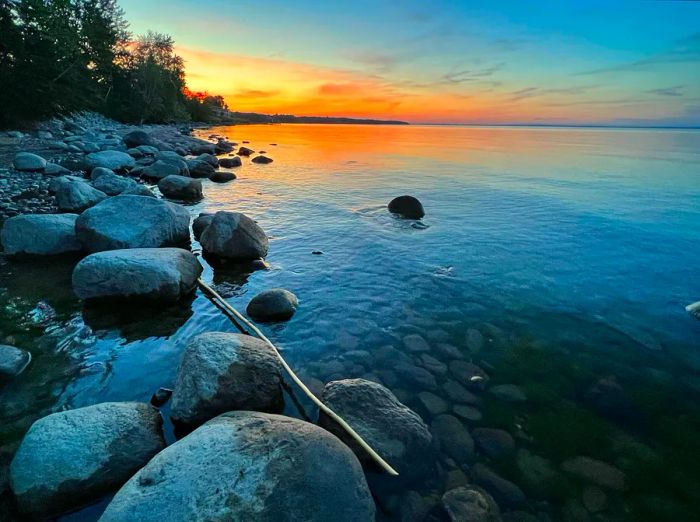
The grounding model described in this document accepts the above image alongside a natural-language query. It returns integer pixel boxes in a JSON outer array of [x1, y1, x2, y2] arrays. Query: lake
[[1, 123, 700, 521]]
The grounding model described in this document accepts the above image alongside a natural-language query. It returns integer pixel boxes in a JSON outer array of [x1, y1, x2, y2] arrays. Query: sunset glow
[[123, 0, 700, 126]]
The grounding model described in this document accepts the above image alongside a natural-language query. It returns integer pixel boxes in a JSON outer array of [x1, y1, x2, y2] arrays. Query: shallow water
[[1, 124, 700, 520]]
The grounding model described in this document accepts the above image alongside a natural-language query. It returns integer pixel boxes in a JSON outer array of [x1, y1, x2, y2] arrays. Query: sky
[[121, 0, 700, 126]]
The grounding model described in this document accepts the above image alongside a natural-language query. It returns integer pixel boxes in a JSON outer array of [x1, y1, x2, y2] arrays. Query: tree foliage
[[0, 0, 225, 127]]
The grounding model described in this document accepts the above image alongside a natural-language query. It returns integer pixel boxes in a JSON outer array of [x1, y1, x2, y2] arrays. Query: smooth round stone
[[442, 486, 501, 522], [472, 463, 526, 508], [99, 412, 375, 522], [1, 214, 82, 256], [561, 456, 628, 491], [200, 211, 269, 260], [209, 170, 236, 183], [403, 334, 430, 353], [246, 288, 298, 322], [55, 180, 107, 212], [186, 159, 215, 178], [90, 167, 116, 181], [0, 344, 31, 379], [251, 155, 273, 164], [453, 404, 482, 422], [123, 130, 155, 148], [158, 175, 202, 201], [489, 384, 527, 402], [13, 152, 46, 172], [472, 428, 516, 459], [388, 195, 425, 219], [219, 156, 242, 168], [417, 391, 448, 416], [431, 414, 474, 464], [142, 160, 181, 181], [92, 172, 137, 196], [85, 150, 136, 171]]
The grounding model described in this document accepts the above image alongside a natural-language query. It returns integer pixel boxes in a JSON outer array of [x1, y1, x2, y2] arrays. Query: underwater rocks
[[9, 402, 164, 518], [319, 378, 433, 480], [246, 288, 298, 322], [488, 384, 527, 403], [561, 456, 628, 491], [472, 428, 516, 459], [99, 412, 375, 522], [158, 175, 203, 201], [200, 211, 269, 261], [441, 486, 501, 522], [72, 248, 202, 302], [76, 195, 190, 252], [1, 213, 82, 256], [388, 195, 425, 219], [431, 414, 475, 465], [170, 332, 282, 428], [0, 345, 31, 379]]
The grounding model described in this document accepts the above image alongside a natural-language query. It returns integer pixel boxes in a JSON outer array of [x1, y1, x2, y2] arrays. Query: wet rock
[[473, 428, 516, 459], [0, 345, 31, 379], [388, 195, 425, 219], [150, 387, 173, 408], [56, 180, 107, 212], [417, 391, 448, 416], [489, 384, 527, 402], [561, 456, 628, 491], [1, 214, 82, 256], [431, 414, 474, 464], [319, 378, 433, 479], [442, 486, 501, 522], [421, 353, 448, 376], [252, 155, 273, 164], [450, 360, 489, 390], [219, 156, 242, 168], [453, 404, 483, 422], [93, 172, 137, 195], [443, 379, 480, 405], [186, 159, 215, 178], [515, 449, 559, 498], [403, 333, 430, 353], [246, 288, 298, 322], [122, 184, 155, 197], [192, 212, 214, 241], [13, 152, 46, 172], [472, 463, 526, 507], [73, 248, 202, 302], [123, 130, 155, 148], [158, 175, 202, 201], [686, 300, 700, 320], [142, 160, 183, 181], [237, 146, 254, 156], [465, 328, 485, 352], [200, 211, 269, 260], [395, 361, 438, 391], [76, 195, 190, 252], [85, 150, 136, 171], [209, 170, 236, 183], [100, 411, 375, 522], [9, 402, 164, 519], [170, 332, 282, 428], [195, 153, 219, 168]]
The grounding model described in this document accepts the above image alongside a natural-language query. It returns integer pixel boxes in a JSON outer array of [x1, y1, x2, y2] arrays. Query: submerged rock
[[56, 180, 107, 212], [200, 211, 269, 261], [319, 378, 433, 479], [13, 152, 46, 172], [170, 332, 282, 428], [100, 411, 375, 522], [472, 428, 516, 459], [76, 195, 190, 252], [0, 344, 31, 379], [246, 288, 298, 322], [9, 402, 164, 518], [561, 456, 628, 491], [1, 214, 82, 256], [472, 463, 526, 508], [489, 384, 527, 402], [442, 486, 501, 522], [686, 300, 700, 320], [158, 175, 202, 201], [431, 414, 474, 464], [388, 195, 425, 219], [73, 248, 201, 302], [209, 170, 236, 183]]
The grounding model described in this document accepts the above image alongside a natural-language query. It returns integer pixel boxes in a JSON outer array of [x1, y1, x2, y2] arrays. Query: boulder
[[99, 411, 375, 522], [170, 332, 282, 427], [85, 150, 136, 171], [186, 159, 216, 178], [472, 428, 515, 459], [90, 166, 116, 180], [246, 288, 298, 322], [158, 175, 202, 201], [73, 248, 201, 302], [209, 170, 236, 183], [388, 195, 425, 219], [252, 155, 273, 164], [195, 153, 218, 167], [192, 213, 214, 241], [1, 214, 82, 256], [55, 180, 107, 212], [43, 162, 70, 175], [219, 156, 242, 168], [48, 175, 85, 193], [442, 486, 501, 522], [200, 211, 269, 260], [9, 402, 165, 518], [561, 456, 628, 491], [189, 142, 216, 155], [123, 130, 155, 148], [141, 160, 181, 181], [318, 378, 433, 479], [237, 146, 254, 156], [12, 152, 46, 172], [76, 196, 190, 252], [472, 464, 526, 507], [431, 414, 474, 464], [122, 184, 156, 197], [93, 172, 137, 196], [0, 345, 31, 379]]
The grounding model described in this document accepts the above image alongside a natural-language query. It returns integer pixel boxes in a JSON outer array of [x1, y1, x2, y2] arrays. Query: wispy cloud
[[440, 62, 505, 85], [646, 85, 685, 97]]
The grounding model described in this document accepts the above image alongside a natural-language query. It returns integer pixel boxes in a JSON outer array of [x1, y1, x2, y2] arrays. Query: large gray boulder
[[200, 211, 269, 260], [73, 248, 202, 302], [92, 172, 137, 196], [142, 160, 184, 181], [10, 402, 165, 519], [219, 156, 242, 168], [1, 214, 82, 256], [170, 332, 282, 427], [56, 180, 107, 212], [319, 378, 433, 479], [186, 158, 215, 178], [247, 288, 298, 322], [158, 175, 202, 201], [85, 150, 136, 171], [76, 195, 190, 252], [0, 344, 31, 379], [123, 130, 155, 148], [100, 412, 375, 522], [13, 152, 46, 171]]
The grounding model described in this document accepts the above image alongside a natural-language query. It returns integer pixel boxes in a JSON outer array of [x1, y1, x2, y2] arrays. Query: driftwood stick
[[196, 277, 399, 476]]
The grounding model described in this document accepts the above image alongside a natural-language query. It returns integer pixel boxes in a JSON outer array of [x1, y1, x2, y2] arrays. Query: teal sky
[[121, 0, 700, 126]]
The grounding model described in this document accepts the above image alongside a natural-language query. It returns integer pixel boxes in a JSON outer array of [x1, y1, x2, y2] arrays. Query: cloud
[[646, 85, 684, 97], [505, 85, 601, 102], [234, 88, 281, 98], [318, 83, 364, 95], [343, 50, 402, 72], [440, 62, 505, 84]]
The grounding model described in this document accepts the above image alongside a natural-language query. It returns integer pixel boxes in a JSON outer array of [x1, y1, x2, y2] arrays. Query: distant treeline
[[0, 0, 226, 128], [223, 112, 409, 125]]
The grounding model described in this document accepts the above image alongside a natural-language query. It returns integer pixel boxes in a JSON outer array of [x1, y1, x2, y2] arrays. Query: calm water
[[1, 124, 699, 521]]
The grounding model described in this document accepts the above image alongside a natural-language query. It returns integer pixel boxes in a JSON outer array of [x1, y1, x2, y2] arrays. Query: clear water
[[1, 124, 699, 521]]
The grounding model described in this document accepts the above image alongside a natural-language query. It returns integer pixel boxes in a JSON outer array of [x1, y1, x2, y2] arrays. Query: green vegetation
[[0, 0, 227, 127]]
